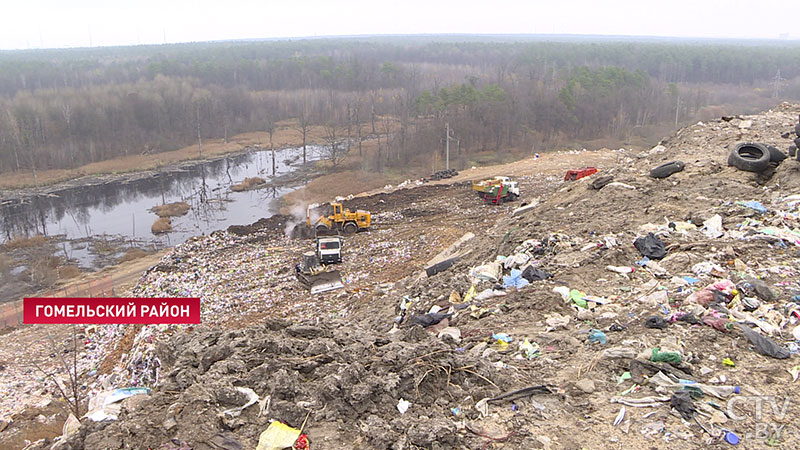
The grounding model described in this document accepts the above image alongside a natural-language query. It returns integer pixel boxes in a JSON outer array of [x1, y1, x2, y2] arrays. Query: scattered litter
[[408, 312, 452, 327], [736, 324, 790, 359], [703, 214, 725, 238], [222, 387, 259, 418], [789, 366, 800, 382], [607, 265, 635, 274], [256, 421, 301, 450], [502, 269, 531, 289], [613, 406, 626, 426], [588, 329, 608, 345], [570, 289, 588, 308], [738, 200, 768, 214], [545, 313, 570, 330], [722, 358, 736, 367], [438, 327, 462, 342], [492, 333, 513, 343], [634, 233, 667, 260], [470, 262, 503, 282], [397, 398, 411, 414], [645, 316, 668, 330]]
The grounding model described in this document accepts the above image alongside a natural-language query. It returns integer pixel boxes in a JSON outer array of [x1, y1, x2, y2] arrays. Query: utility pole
[[445, 122, 450, 170], [674, 96, 680, 127], [445, 122, 456, 170], [773, 69, 784, 99], [196, 106, 203, 158]]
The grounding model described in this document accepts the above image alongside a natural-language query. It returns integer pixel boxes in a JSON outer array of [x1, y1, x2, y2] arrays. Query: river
[[0, 145, 324, 269]]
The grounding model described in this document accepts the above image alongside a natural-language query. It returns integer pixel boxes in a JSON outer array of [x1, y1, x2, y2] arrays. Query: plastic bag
[[521, 266, 552, 282], [256, 422, 301, 450], [634, 233, 666, 259], [736, 324, 790, 359], [470, 262, 502, 282], [503, 269, 530, 289]]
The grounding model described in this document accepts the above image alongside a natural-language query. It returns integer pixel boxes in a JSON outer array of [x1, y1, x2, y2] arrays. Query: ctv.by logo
[[726, 396, 791, 441]]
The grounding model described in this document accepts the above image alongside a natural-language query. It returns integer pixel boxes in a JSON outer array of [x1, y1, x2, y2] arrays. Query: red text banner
[[23, 297, 201, 324]]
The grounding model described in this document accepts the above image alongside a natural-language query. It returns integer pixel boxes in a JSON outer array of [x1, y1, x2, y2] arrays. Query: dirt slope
[[14, 104, 800, 450]]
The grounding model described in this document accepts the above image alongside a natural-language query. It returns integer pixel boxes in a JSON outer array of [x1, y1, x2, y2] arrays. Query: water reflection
[[0, 145, 323, 267]]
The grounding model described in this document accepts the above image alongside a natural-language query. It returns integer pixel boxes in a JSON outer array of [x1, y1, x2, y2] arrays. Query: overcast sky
[[2, 0, 798, 50]]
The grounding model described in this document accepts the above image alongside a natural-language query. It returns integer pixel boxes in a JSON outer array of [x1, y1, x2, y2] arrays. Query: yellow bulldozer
[[307, 202, 371, 235]]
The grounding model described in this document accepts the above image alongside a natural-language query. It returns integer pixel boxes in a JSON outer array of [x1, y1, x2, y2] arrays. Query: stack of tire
[[727, 142, 787, 173], [430, 168, 459, 180]]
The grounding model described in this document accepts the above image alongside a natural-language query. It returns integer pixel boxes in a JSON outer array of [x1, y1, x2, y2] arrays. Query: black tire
[[343, 222, 357, 234], [728, 143, 770, 172], [507, 192, 518, 201], [795, 122, 800, 137], [790, 145, 797, 158], [766, 145, 787, 163], [650, 160, 685, 179], [316, 225, 330, 234], [794, 137, 800, 149]]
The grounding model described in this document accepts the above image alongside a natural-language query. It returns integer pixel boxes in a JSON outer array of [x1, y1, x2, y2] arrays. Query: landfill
[[4, 104, 800, 449]]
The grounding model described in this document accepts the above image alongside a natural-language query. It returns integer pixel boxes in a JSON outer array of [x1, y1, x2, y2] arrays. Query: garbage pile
[[38, 319, 508, 450], [428, 168, 458, 181], [15, 105, 800, 449]]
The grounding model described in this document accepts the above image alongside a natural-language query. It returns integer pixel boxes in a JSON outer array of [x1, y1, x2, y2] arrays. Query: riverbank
[[0, 141, 335, 305], [0, 121, 335, 192]]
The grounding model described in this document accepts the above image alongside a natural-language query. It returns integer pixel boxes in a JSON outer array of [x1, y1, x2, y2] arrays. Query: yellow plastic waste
[[722, 357, 736, 367], [449, 291, 462, 304], [463, 285, 476, 303], [492, 340, 509, 351], [256, 421, 301, 450]]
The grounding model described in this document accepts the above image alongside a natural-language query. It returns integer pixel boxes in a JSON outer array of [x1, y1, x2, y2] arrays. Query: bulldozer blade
[[297, 269, 344, 294]]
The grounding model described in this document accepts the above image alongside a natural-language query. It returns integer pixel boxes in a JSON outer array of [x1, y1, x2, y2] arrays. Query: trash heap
[[44, 319, 506, 450], [19, 105, 800, 449]]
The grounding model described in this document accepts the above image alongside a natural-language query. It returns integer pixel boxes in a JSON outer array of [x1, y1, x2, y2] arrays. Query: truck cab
[[316, 236, 342, 264]]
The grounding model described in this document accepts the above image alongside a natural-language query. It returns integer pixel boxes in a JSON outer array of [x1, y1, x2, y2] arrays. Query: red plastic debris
[[564, 167, 598, 181], [294, 434, 309, 450]]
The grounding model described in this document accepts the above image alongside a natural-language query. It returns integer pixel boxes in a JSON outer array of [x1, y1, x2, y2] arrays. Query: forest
[[3, 36, 800, 177]]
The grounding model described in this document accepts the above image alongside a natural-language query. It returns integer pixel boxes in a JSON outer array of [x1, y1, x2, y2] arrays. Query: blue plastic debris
[[683, 276, 699, 285], [503, 269, 530, 289], [588, 329, 607, 345], [492, 333, 513, 343], [741, 201, 767, 214]]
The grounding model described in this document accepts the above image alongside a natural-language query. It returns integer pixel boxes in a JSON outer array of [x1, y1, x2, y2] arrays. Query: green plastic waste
[[650, 348, 681, 363], [570, 289, 588, 308]]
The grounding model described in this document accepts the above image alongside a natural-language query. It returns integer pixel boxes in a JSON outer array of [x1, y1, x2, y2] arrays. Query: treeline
[[2, 37, 800, 175], [3, 38, 800, 94]]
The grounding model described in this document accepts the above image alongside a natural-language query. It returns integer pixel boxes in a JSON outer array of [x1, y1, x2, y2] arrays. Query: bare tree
[[32, 326, 85, 418], [2, 109, 21, 172], [266, 118, 276, 175], [369, 89, 378, 134], [322, 122, 349, 171], [61, 102, 76, 168], [293, 112, 311, 164], [195, 105, 203, 158], [354, 103, 362, 157], [381, 115, 394, 163]]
